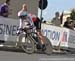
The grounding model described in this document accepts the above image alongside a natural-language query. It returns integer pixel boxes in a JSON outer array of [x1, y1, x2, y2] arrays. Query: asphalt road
[[0, 46, 75, 61]]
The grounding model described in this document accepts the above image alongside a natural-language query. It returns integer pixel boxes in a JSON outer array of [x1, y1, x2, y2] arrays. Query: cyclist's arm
[[27, 16, 34, 26]]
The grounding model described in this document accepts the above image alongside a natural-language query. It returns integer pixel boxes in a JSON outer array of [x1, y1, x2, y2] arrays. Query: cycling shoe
[[42, 44, 46, 51]]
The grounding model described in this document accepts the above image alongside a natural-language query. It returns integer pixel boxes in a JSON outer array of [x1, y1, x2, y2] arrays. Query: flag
[[60, 11, 64, 24]]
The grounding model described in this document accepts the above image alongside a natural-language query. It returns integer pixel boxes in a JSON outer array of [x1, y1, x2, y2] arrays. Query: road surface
[[0, 46, 75, 61]]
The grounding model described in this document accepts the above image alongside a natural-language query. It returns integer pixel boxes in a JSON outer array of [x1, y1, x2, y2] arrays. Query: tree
[[70, 9, 75, 20]]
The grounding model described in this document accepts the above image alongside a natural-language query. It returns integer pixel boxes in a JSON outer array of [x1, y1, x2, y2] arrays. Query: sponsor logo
[[61, 32, 67, 42], [0, 24, 19, 36], [42, 29, 60, 41]]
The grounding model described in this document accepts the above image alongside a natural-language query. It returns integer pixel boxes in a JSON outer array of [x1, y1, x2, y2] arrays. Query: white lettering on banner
[[42, 29, 60, 41], [0, 24, 19, 36]]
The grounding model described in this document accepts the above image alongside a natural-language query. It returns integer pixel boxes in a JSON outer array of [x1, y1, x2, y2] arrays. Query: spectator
[[63, 17, 74, 30], [51, 12, 61, 26], [0, 0, 11, 17]]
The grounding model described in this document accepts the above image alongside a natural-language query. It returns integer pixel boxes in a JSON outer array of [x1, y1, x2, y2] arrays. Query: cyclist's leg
[[34, 20, 46, 50], [17, 19, 23, 35], [16, 19, 23, 46], [36, 29, 46, 50], [37, 29, 45, 45]]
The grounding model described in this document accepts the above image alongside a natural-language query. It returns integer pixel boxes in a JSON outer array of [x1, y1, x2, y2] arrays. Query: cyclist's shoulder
[[28, 13, 38, 21]]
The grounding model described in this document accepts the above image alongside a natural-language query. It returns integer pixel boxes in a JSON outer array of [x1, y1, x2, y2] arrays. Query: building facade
[[0, 0, 38, 19], [62, 10, 71, 24]]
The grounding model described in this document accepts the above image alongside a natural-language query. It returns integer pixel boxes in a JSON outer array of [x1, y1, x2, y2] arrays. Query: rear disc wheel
[[44, 36, 53, 55]]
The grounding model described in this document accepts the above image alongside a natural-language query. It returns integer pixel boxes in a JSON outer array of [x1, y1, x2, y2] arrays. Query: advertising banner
[[0, 17, 75, 48], [41, 24, 62, 46], [0, 17, 19, 42], [42, 24, 75, 48], [68, 29, 75, 48]]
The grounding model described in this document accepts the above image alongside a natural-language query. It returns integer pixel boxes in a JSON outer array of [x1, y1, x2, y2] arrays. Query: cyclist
[[17, 4, 46, 50], [16, 4, 34, 46], [17, 4, 33, 33], [28, 13, 46, 50]]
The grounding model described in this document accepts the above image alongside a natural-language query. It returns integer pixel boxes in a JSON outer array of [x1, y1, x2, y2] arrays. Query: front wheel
[[19, 34, 35, 54]]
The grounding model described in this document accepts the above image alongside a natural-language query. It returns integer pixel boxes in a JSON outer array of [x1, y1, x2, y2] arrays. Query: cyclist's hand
[[29, 25, 33, 29]]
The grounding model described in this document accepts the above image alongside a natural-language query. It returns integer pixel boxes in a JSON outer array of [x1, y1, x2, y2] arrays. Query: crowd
[[51, 11, 75, 30]]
